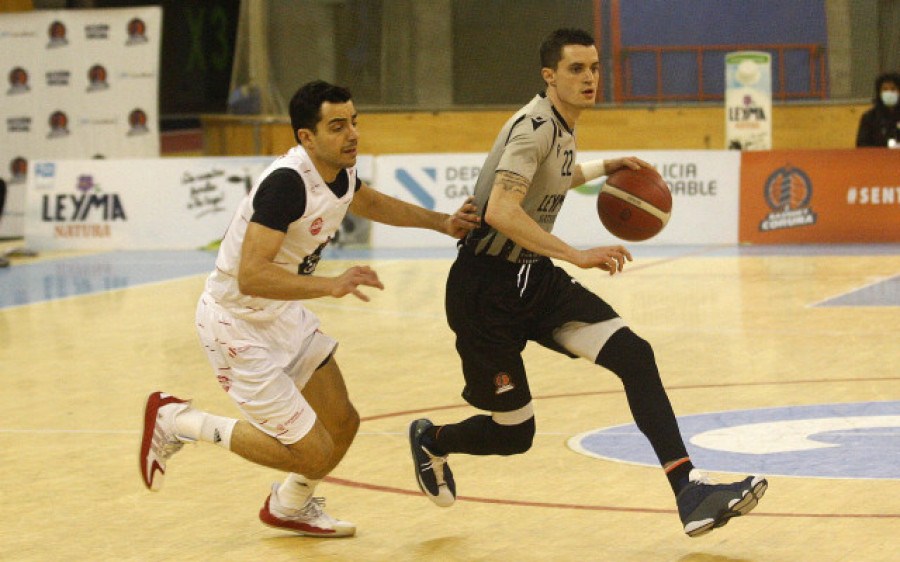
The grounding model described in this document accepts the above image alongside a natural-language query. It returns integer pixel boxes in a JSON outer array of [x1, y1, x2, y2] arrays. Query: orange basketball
[[597, 167, 672, 241]]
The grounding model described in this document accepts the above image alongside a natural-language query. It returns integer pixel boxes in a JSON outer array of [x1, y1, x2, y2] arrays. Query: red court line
[[360, 375, 900, 422], [341, 374, 900, 519], [323, 476, 899, 520]]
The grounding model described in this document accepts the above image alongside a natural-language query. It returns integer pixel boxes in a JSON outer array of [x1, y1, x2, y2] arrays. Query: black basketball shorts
[[445, 248, 619, 412]]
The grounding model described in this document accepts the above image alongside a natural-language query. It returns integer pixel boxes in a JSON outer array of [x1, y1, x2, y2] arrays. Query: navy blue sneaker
[[677, 470, 767, 537], [408, 419, 456, 507]]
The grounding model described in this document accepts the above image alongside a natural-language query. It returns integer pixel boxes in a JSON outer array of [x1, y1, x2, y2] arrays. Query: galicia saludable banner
[[739, 149, 900, 244], [569, 150, 740, 246], [371, 151, 740, 248], [0, 7, 161, 238], [725, 51, 772, 151]]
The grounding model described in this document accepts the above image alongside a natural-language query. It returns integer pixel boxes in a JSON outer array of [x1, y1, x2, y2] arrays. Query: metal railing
[[616, 44, 827, 103]]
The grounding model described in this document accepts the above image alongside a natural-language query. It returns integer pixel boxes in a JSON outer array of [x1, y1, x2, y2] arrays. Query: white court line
[[806, 271, 900, 308]]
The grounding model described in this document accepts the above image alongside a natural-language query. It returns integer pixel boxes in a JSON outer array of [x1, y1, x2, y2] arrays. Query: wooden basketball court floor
[[1, 240, 898, 561]]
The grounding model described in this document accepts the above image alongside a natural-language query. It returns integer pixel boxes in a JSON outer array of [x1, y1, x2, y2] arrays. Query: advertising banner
[[725, 51, 772, 150], [739, 149, 900, 243], [25, 157, 270, 250], [370, 151, 740, 248], [1, 7, 161, 238], [23, 154, 374, 251], [568, 151, 740, 246], [371, 153, 486, 249]]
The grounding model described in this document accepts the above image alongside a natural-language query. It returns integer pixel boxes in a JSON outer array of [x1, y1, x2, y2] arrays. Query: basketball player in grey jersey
[[467, 94, 578, 263], [408, 28, 767, 538]]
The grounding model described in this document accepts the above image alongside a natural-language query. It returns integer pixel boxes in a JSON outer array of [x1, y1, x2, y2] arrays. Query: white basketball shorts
[[195, 292, 338, 445]]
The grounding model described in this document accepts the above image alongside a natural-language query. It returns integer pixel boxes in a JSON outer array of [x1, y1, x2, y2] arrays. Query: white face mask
[[881, 90, 899, 107]]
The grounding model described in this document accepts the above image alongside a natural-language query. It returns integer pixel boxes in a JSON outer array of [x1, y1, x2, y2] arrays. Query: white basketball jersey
[[204, 145, 356, 319]]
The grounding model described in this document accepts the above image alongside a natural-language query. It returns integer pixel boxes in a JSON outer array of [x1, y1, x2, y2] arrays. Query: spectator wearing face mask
[[856, 72, 900, 147]]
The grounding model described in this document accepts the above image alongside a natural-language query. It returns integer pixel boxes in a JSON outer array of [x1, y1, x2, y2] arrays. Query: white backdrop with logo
[[0, 7, 161, 238], [566, 150, 740, 245], [24, 155, 375, 251], [22, 151, 733, 251], [26, 157, 269, 250], [372, 151, 740, 248], [371, 153, 486, 249]]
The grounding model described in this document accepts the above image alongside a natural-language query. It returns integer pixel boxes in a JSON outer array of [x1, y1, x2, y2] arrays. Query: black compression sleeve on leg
[[431, 415, 535, 456], [596, 328, 690, 466]]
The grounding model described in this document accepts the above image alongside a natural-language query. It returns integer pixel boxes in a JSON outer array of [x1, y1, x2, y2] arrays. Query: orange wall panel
[[740, 149, 900, 244]]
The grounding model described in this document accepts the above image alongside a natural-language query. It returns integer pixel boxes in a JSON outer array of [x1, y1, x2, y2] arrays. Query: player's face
[[547, 44, 600, 110], [301, 100, 359, 181]]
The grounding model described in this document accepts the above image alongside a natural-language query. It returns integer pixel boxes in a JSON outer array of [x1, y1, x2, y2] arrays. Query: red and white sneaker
[[259, 483, 356, 537], [139, 391, 192, 491]]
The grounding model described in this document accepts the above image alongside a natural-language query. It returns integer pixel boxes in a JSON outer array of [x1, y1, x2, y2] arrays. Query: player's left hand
[[604, 157, 653, 175], [444, 196, 481, 238]]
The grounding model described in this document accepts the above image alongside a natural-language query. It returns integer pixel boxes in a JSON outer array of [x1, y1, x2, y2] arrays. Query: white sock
[[275, 473, 322, 509], [174, 408, 237, 451]]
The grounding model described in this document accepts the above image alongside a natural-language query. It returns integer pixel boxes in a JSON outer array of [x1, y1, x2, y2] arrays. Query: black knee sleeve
[[595, 327, 656, 382]]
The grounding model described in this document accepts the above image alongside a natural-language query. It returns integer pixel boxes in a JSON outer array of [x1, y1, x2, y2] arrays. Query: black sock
[[422, 425, 447, 456], [665, 457, 695, 495]]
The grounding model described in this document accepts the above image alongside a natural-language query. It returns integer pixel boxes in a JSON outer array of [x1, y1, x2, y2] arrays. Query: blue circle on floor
[[567, 401, 900, 479]]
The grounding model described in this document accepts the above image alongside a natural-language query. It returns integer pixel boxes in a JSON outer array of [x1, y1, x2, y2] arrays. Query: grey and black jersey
[[464, 93, 576, 264]]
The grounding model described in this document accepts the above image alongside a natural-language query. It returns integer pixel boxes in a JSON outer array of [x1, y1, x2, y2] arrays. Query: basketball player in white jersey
[[139, 81, 479, 537], [407, 28, 767, 538]]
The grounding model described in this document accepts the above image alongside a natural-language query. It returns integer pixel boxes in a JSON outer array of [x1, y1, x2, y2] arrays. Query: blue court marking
[[812, 273, 900, 307], [0, 250, 216, 309], [0, 244, 715, 309], [568, 401, 900, 480], [4, 243, 900, 310]]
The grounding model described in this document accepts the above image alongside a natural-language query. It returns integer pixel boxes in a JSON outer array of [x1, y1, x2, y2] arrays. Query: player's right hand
[[331, 265, 384, 301], [575, 245, 632, 275]]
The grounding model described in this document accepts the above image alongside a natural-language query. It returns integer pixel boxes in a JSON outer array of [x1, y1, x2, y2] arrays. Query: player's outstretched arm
[[238, 222, 383, 301], [486, 171, 632, 274], [486, 171, 586, 264], [349, 182, 479, 238]]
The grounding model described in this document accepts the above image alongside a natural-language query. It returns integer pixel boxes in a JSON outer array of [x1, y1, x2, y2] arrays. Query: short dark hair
[[289, 80, 353, 143], [874, 72, 900, 104], [540, 28, 595, 70]]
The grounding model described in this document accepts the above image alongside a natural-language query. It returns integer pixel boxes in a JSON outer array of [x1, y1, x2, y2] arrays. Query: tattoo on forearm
[[496, 171, 530, 196]]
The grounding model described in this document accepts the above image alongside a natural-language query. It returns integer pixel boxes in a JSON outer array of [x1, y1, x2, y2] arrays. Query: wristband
[[580, 159, 606, 182]]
